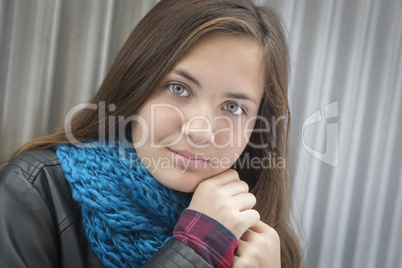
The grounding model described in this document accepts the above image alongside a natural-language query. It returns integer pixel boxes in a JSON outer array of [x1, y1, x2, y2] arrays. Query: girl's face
[[132, 33, 264, 192]]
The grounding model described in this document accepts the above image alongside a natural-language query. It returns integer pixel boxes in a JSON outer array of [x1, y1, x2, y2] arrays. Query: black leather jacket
[[0, 149, 211, 268]]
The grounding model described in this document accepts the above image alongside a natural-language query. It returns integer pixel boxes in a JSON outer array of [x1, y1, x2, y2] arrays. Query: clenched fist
[[188, 169, 260, 239], [233, 221, 281, 268]]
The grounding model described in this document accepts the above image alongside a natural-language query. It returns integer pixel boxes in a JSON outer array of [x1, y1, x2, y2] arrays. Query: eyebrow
[[173, 69, 201, 87], [173, 68, 258, 105], [225, 92, 258, 105]]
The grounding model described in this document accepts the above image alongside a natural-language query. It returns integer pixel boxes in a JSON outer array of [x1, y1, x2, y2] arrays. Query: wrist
[[173, 209, 238, 268]]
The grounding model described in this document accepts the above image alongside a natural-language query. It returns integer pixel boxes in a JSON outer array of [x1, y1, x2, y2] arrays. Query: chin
[[153, 168, 205, 193], [164, 179, 199, 193]]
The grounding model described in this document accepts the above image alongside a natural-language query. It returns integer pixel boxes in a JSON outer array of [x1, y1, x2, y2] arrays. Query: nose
[[182, 113, 214, 146]]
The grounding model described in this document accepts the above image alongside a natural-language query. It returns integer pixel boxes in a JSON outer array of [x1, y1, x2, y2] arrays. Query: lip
[[168, 148, 209, 162], [168, 148, 209, 169]]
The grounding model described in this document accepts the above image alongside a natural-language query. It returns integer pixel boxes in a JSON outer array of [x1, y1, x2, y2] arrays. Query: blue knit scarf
[[55, 141, 190, 267]]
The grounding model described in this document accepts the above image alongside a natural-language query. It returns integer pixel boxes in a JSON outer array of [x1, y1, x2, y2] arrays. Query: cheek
[[154, 110, 185, 149], [152, 107, 184, 134], [131, 105, 151, 145], [133, 105, 184, 145], [211, 120, 250, 170], [243, 118, 257, 142], [213, 117, 256, 149]]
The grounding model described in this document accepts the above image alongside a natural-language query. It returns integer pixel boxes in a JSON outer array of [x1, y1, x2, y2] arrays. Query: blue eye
[[168, 83, 189, 97], [224, 103, 245, 115]]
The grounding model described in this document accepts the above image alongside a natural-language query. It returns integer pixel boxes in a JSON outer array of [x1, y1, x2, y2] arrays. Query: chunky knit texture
[[55, 141, 191, 267]]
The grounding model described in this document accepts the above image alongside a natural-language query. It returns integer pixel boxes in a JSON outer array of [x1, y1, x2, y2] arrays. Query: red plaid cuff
[[173, 209, 238, 268]]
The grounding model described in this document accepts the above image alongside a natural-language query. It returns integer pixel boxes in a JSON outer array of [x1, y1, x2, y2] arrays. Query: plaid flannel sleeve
[[173, 209, 238, 268]]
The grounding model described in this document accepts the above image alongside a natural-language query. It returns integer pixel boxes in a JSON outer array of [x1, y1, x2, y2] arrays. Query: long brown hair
[[10, 0, 303, 266]]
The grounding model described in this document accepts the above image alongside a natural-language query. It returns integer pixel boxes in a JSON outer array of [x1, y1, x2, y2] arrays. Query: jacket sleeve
[[143, 238, 213, 268], [0, 164, 60, 267], [0, 150, 212, 268]]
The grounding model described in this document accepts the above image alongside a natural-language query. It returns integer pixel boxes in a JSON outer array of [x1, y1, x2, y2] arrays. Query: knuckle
[[239, 180, 249, 192], [267, 225, 278, 236], [216, 197, 233, 210], [236, 258, 252, 268], [252, 209, 261, 222], [248, 249, 260, 260], [215, 187, 230, 200], [265, 226, 280, 242], [233, 216, 249, 234], [248, 193, 257, 205], [233, 258, 245, 267], [271, 229, 280, 242], [227, 169, 240, 179], [255, 233, 266, 245]]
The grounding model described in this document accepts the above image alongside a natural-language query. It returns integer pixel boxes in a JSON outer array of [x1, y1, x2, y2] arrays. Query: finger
[[249, 221, 280, 243], [239, 228, 259, 242], [250, 221, 281, 247], [219, 180, 249, 196], [231, 193, 256, 211], [207, 169, 240, 186], [239, 209, 260, 231], [235, 238, 248, 257], [232, 255, 245, 267], [249, 220, 271, 233]]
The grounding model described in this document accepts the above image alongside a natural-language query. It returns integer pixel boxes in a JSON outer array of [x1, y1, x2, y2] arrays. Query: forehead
[[174, 33, 265, 103], [180, 33, 263, 69]]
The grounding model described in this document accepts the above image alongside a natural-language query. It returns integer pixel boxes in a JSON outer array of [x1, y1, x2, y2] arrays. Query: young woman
[[0, 0, 303, 267]]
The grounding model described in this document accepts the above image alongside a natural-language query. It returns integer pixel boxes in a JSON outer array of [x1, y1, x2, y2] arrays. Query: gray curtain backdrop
[[1, 0, 401, 267]]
